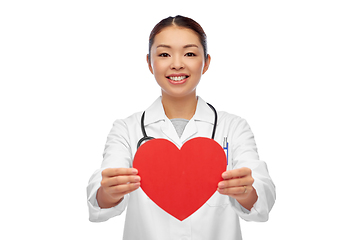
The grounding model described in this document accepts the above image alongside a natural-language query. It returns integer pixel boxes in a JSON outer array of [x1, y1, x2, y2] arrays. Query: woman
[[87, 15, 275, 240]]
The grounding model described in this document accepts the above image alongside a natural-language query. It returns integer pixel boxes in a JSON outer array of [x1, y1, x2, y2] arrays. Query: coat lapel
[[143, 96, 215, 148], [161, 117, 183, 147], [180, 118, 197, 144]]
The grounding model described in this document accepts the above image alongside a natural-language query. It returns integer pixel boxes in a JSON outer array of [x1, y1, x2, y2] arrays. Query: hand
[[217, 168, 256, 203], [97, 168, 141, 208]]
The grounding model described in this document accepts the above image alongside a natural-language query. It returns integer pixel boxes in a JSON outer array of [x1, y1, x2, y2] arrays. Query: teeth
[[169, 76, 187, 81]]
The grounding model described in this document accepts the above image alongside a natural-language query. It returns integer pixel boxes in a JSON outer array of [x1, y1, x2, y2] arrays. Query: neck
[[161, 93, 198, 120]]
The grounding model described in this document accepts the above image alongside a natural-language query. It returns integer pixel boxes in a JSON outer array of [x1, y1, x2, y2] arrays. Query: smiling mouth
[[166, 75, 189, 81]]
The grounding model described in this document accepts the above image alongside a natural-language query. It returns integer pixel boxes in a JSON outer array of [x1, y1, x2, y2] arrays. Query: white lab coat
[[87, 96, 276, 240]]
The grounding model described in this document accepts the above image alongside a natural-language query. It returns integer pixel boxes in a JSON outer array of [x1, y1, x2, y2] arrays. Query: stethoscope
[[137, 103, 218, 149]]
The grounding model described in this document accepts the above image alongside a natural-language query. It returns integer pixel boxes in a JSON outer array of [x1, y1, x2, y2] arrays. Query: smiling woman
[[87, 15, 275, 240]]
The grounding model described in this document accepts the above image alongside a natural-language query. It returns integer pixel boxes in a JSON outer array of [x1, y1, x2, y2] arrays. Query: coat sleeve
[[87, 119, 133, 222], [228, 117, 276, 222]]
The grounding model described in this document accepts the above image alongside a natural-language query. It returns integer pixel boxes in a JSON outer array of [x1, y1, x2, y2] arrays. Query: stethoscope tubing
[[206, 103, 217, 140], [137, 103, 217, 149]]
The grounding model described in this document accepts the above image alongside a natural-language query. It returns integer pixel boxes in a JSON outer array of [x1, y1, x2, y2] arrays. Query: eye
[[185, 52, 196, 57], [159, 53, 170, 57]]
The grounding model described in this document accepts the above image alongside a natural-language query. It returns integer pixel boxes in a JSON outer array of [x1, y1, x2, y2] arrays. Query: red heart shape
[[133, 137, 226, 221]]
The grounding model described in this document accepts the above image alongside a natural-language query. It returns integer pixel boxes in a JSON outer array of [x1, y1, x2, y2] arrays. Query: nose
[[170, 55, 185, 70]]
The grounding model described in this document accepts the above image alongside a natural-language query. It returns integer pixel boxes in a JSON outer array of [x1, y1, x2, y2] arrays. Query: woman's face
[[147, 26, 210, 99]]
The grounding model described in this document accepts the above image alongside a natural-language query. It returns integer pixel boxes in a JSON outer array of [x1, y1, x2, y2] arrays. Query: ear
[[147, 54, 154, 74], [202, 54, 211, 74]]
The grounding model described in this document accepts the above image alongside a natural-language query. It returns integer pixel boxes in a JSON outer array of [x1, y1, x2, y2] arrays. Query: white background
[[1, 0, 359, 239]]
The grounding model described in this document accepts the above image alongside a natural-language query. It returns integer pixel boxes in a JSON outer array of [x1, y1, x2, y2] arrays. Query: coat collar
[[143, 96, 215, 126]]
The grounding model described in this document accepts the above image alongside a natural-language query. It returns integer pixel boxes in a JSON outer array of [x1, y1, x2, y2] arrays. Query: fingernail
[[132, 168, 138, 174]]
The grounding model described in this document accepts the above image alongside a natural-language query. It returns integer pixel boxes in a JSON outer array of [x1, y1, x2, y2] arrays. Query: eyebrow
[[156, 44, 199, 49], [184, 44, 199, 48]]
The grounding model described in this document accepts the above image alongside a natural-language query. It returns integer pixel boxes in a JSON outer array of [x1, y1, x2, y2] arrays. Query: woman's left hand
[[217, 167, 256, 202]]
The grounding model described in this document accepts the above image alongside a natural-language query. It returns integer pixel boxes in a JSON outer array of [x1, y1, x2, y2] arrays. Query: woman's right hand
[[96, 168, 141, 208]]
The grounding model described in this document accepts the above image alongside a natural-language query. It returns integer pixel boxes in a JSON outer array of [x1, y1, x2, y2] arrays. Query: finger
[[218, 178, 242, 189], [108, 182, 141, 196], [102, 168, 138, 178], [218, 186, 248, 195], [120, 183, 141, 195], [103, 175, 141, 188], [222, 168, 252, 180], [218, 176, 254, 189]]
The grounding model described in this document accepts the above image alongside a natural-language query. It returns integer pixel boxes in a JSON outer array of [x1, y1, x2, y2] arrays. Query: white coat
[[87, 96, 276, 240]]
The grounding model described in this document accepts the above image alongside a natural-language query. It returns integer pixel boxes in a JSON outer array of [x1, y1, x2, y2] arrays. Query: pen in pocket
[[223, 137, 228, 165]]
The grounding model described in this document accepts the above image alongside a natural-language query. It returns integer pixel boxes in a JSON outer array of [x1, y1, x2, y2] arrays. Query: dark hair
[[148, 15, 208, 60]]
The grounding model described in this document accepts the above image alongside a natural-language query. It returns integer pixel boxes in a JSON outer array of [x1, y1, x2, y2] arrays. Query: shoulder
[[106, 112, 143, 143], [218, 110, 248, 125], [114, 97, 163, 126], [112, 111, 143, 128], [217, 110, 253, 134]]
